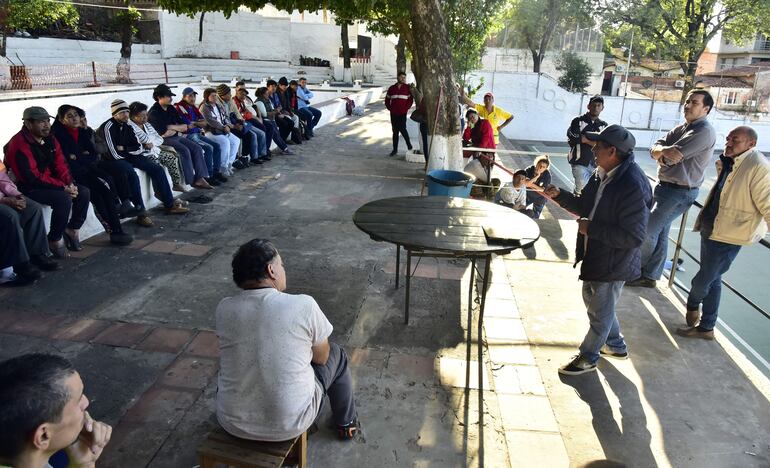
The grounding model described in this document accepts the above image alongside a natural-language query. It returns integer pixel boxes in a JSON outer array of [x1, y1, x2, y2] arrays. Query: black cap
[[584, 124, 636, 154], [278, 77, 289, 86], [589, 95, 604, 104], [153, 84, 176, 100]]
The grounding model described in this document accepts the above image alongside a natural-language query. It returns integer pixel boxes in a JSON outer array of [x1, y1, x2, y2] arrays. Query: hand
[[581, 135, 592, 145], [65, 411, 112, 468], [234, 123, 243, 131], [143, 142, 153, 149], [577, 218, 590, 235], [14, 196, 26, 210], [544, 185, 560, 198], [65, 184, 78, 198], [663, 148, 684, 164], [1, 196, 25, 210], [223, 127, 231, 134], [188, 123, 196, 130]]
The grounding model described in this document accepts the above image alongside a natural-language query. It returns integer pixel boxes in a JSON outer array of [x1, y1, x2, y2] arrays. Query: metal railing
[[0, 61, 168, 91], [661, 181, 770, 321]]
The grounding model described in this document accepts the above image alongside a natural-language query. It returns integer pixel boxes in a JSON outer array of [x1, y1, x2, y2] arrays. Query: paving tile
[[184, 330, 219, 357], [121, 385, 198, 426], [385, 353, 436, 382], [125, 238, 154, 250], [483, 298, 520, 319], [142, 240, 179, 254], [505, 430, 569, 468], [158, 356, 218, 389], [348, 347, 389, 369], [497, 394, 560, 432], [137, 327, 194, 353], [0, 310, 27, 330], [173, 243, 212, 257], [6, 313, 67, 337], [491, 364, 547, 396], [68, 244, 102, 259], [438, 357, 491, 390], [484, 317, 528, 343], [92, 322, 153, 347], [98, 422, 170, 468], [490, 364, 523, 394], [84, 234, 112, 247], [52, 319, 112, 342], [488, 343, 537, 366]]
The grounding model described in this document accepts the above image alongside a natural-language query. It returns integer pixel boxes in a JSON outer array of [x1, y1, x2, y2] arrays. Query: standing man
[[544, 125, 652, 375], [385, 71, 414, 156], [567, 96, 607, 195], [676, 126, 770, 339], [627, 89, 716, 288], [460, 90, 513, 146]]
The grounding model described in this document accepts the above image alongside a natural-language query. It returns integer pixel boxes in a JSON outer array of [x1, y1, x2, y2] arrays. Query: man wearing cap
[[544, 124, 652, 375], [175, 87, 228, 185], [234, 81, 274, 159], [296, 77, 322, 138], [3, 106, 91, 259], [98, 99, 189, 216], [385, 72, 413, 156], [147, 84, 212, 189], [627, 89, 716, 289], [567, 96, 606, 195], [460, 90, 513, 146], [676, 126, 770, 340]]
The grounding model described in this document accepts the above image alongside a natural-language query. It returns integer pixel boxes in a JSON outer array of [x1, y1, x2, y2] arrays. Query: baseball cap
[[583, 124, 636, 154], [22, 106, 52, 120], [588, 95, 604, 104], [182, 87, 197, 96], [153, 84, 176, 99], [483, 92, 494, 99]]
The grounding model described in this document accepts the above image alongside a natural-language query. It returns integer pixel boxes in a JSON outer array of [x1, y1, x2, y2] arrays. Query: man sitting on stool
[[216, 239, 359, 442]]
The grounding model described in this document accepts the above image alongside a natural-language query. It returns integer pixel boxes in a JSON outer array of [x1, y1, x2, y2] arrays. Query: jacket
[[296, 86, 314, 109], [694, 147, 770, 245], [462, 118, 495, 150], [385, 83, 413, 115], [175, 101, 204, 134], [567, 113, 606, 167], [51, 120, 99, 180], [0, 161, 23, 200], [3, 126, 72, 191], [554, 154, 652, 282], [233, 96, 256, 121], [128, 121, 164, 157], [98, 118, 142, 160], [199, 100, 231, 135], [220, 97, 244, 124]]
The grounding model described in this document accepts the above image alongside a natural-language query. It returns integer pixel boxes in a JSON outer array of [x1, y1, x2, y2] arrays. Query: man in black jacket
[[567, 96, 606, 195], [545, 124, 652, 375]]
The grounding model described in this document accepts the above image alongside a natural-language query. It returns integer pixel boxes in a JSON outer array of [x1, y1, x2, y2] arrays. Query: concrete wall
[[5, 37, 161, 65], [468, 71, 770, 151], [159, 10, 340, 64]]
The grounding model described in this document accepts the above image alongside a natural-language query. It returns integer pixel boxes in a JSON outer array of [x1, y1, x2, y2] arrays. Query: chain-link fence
[[0, 61, 168, 91]]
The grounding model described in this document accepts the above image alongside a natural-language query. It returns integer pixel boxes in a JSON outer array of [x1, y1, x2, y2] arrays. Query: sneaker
[[686, 307, 701, 327], [232, 160, 246, 170], [249, 158, 264, 165], [558, 354, 597, 375], [109, 231, 133, 246], [261, 154, 272, 161], [136, 214, 154, 227], [337, 419, 360, 441], [30, 254, 59, 271], [282, 148, 294, 155], [626, 277, 656, 288], [389, 150, 397, 157], [599, 346, 629, 360], [11, 262, 41, 285], [675, 326, 715, 340]]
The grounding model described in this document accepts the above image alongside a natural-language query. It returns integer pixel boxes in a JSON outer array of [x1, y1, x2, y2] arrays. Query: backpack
[[343, 97, 355, 116]]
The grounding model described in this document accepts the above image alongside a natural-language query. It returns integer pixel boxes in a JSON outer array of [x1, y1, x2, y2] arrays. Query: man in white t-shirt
[[216, 239, 359, 442]]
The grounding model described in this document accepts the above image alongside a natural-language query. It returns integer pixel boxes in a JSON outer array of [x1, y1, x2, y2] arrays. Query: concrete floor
[[1, 100, 768, 467]]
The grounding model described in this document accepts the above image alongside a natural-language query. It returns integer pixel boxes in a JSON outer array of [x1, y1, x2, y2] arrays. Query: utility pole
[[619, 30, 634, 125]]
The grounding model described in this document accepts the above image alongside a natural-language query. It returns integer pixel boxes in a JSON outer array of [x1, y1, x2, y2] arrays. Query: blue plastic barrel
[[426, 170, 476, 198]]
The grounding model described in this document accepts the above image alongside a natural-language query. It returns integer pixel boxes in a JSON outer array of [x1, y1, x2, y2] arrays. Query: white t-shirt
[[498, 183, 527, 206], [215, 288, 333, 441]]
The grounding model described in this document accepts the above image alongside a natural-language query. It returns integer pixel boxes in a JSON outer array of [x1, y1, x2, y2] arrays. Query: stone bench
[[197, 427, 307, 468]]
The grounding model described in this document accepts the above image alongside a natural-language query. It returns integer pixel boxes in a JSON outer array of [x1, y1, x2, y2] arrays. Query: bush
[[7, 0, 79, 31], [556, 51, 592, 93]]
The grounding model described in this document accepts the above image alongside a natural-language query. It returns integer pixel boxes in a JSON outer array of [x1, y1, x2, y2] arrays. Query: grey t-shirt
[[656, 116, 716, 188], [215, 288, 333, 441]]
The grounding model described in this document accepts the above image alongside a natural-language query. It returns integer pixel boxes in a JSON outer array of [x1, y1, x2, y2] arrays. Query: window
[[723, 91, 738, 105]]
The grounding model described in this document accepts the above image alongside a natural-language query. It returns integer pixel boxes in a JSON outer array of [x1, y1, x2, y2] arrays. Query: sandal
[[49, 242, 69, 259], [62, 232, 83, 252], [336, 419, 360, 440]]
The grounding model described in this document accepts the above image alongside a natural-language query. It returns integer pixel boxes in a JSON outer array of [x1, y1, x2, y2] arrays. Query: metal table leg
[[395, 245, 401, 288], [404, 249, 412, 324], [477, 253, 491, 460]]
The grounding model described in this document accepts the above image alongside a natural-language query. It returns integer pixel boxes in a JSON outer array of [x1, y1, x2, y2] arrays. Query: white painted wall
[[5, 37, 161, 65], [468, 71, 770, 151]]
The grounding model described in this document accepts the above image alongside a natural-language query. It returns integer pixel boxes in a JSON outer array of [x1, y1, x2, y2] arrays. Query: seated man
[[296, 77, 322, 138], [216, 239, 359, 442], [216, 84, 267, 166], [0, 353, 112, 468], [1, 160, 59, 286], [495, 169, 528, 211], [233, 83, 273, 161]]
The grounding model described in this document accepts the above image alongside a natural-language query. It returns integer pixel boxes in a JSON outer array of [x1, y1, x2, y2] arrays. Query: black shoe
[[119, 199, 136, 218], [626, 277, 656, 288], [62, 231, 83, 252], [558, 354, 597, 375], [266, 150, 273, 157], [407, 145, 413, 151], [10, 262, 41, 285], [232, 160, 246, 170], [215, 172, 228, 183], [30, 254, 59, 271], [205, 177, 221, 186], [599, 346, 629, 360], [249, 158, 264, 165], [261, 155, 272, 161], [109, 231, 133, 246], [389, 150, 397, 157]]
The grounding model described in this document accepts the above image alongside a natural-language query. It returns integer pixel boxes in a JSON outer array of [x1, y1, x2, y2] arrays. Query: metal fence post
[[91, 61, 98, 86], [163, 63, 169, 84], [668, 210, 689, 287]]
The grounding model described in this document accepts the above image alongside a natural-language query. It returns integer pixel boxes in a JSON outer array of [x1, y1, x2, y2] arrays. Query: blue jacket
[[554, 154, 652, 282]]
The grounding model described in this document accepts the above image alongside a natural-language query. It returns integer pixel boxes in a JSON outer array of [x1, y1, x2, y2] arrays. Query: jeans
[[0, 201, 49, 268], [244, 122, 267, 158], [163, 135, 209, 183], [206, 132, 240, 170], [526, 190, 546, 219], [311, 342, 357, 427], [186, 133, 222, 176], [24, 185, 90, 242], [390, 113, 412, 151], [74, 169, 123, 233], [686, 234, 741, 330], [579, 281, 627, 364], [264, 120, 287, 150], [571, 164, 593, 195], [248, 119, 274, 153], [126, 154, 174, 209], [640, 184, 699, 280], [297, 107, 322, 136], [419, 121, 429, 162], [231, 126, 257, 159]]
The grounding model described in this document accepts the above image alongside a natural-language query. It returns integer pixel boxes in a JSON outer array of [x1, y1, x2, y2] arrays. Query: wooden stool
[[197, 427, 307, 468]]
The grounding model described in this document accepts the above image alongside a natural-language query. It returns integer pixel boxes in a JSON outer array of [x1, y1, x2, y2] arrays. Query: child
[[496, 169, 528, 210]]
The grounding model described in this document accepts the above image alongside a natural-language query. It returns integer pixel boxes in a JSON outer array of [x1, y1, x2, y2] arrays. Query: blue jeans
[[243, 121, 267, 158], [686, 234, 741, 330], [298, 107, 322, 136], [187, 133, 222, 175], [126, 154, 174, 209], [640, 184, 699, 280], [579, 281, 626, 364], [571, 164, 593, 195]]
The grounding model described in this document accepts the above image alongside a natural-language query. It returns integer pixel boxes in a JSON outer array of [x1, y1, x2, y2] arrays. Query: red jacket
[[463, 118, 495, 150], [3, 126, 72, 191], [385, 83, 414, 115]]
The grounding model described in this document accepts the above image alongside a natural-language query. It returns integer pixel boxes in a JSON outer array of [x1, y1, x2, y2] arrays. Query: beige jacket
[[694, 147, 770, 245]]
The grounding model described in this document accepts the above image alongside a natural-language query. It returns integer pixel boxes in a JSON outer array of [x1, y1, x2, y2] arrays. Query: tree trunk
[[531, 49, 542, 73], [340, 22, 352, 82], [120, 3, 133, 60], [198, 12, 205, 42], [396, 36, 406, 74], [410, 0, 462, 171]]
